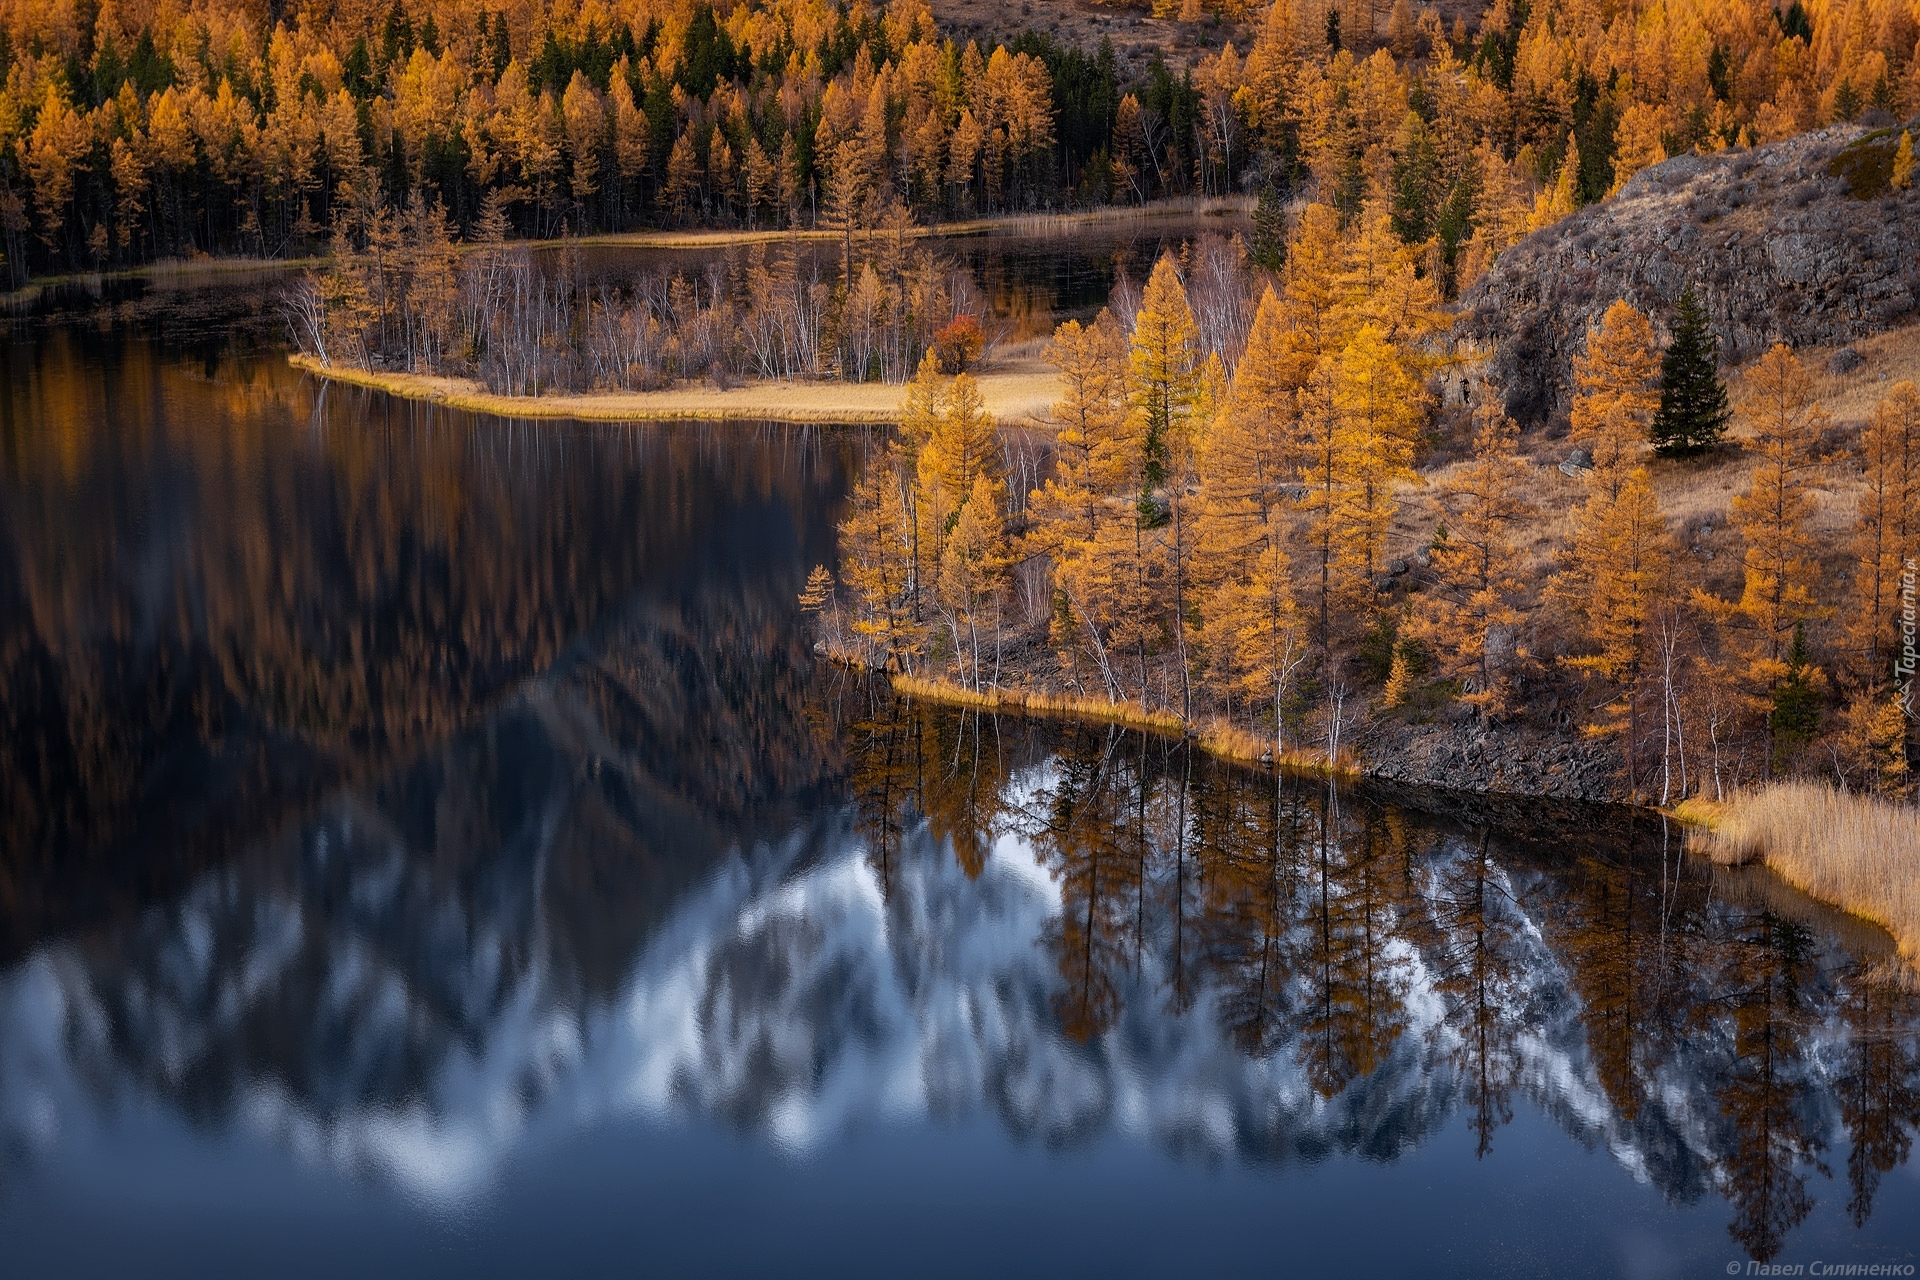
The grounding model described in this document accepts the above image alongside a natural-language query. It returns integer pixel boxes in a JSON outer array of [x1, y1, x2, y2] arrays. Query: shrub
[[931, 314, 985, 373]]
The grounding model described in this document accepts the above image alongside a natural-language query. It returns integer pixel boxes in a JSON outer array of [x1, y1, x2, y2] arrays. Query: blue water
[[1, 274, 1916, 1280]]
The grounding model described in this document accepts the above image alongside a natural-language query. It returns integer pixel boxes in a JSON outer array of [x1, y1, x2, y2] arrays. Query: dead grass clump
[[1689, 781, 1920, 961]]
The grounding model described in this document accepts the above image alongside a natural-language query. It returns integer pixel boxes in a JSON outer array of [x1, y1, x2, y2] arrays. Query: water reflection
[[4, 676, 1918, 1262], [0, 322, 850, 955], [2, 285, 1917, 1272]]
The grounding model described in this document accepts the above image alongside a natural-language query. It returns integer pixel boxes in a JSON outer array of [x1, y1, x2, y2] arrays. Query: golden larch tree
[[937, 472, 1012, 690], [1570, 299, 1660, 495], [1724, 343, 1830, 679], [1846, 381, 1920, 683], [917, 362, 1004, 569], [1205, 509, 1307, 751], [1128, 251, 1203, 716], [1272, 202, 1354, 390], [1196, 288, 1303, 589], [839, 453, 923, 671], [1295, 361, 1369, 652], [1028, 311, 1132, 557], [1409, 398, 1536, 708], [1333, 322, 1423, 585], [1555, 467, 1676, 787]]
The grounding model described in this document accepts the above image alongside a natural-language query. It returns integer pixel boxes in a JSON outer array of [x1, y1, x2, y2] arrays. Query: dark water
[[1, 280, 1918, 1279]]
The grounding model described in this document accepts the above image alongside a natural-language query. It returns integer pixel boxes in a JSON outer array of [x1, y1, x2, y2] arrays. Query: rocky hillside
[[1463, 122, 1920, 423]]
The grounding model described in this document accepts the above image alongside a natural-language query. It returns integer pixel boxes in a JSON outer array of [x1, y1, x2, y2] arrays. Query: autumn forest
[[1, 0, 1915, 279]]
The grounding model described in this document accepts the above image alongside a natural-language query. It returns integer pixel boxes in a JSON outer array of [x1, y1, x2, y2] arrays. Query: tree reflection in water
[[837, 690, 1920, 1254], [2, 679, 1916, 1262], [0, 310, 1916, 1264]]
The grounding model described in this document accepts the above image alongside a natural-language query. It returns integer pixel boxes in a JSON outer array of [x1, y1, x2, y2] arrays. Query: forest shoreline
[[883, 669, 1358, 779], [878, 664, 1607, 799], [289, 352, 1061, 424], [886, 668, 1920, 968], [4, 254, 322, 301], [4, 198, 1255, 300], [560, 196, 1257, 251]]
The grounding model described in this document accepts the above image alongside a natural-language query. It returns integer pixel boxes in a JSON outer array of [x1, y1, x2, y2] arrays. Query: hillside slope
[[1464, 123, 1920, 422]]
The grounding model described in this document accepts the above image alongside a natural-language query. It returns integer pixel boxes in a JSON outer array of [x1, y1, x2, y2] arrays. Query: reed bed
[[1687, 781, 1920, 960]]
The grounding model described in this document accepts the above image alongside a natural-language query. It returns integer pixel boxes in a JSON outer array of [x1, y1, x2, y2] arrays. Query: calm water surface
[[1, 266, 1917, 1278]]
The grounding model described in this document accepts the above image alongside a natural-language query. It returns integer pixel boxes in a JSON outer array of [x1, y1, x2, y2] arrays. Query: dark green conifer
[[1651, 286, 1730, 455], [1250, 188, 1287, 272], [1832, 78, 1860, 122], [1768, 623, 1823, 761]]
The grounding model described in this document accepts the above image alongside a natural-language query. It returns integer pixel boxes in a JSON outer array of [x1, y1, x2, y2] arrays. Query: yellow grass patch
[[1788, 320, 1920, 426], [290, 354, 1060, 426], [887, 673, 1356, 779], [567, 196, 1255, 252], [1687, 781, 1920, 962]]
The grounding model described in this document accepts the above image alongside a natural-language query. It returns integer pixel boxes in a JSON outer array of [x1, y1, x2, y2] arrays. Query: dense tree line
[[3, 0, 1916, 282], [812, 204, 1919, 803]]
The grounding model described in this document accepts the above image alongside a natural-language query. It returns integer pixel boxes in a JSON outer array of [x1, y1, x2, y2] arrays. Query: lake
[[1, 251, 1916, 1279]]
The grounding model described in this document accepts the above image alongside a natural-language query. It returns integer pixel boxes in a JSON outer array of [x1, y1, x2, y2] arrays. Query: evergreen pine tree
[[1832, 78, 1860, 122], [1250, 186, 1288, 272], [1651, 287, 1730, 455], [1768, 622, 1823, 752]]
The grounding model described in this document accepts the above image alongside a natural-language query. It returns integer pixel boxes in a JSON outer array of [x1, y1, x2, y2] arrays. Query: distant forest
[[1, 0, 1916, 282]]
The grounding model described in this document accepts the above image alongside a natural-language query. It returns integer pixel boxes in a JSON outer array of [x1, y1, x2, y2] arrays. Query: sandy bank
[[290, 354, 1061, 425]]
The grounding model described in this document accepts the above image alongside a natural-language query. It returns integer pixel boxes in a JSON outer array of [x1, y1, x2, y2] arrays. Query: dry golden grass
[[290, 354, 1061, 426], [1397, 325, 1920, 593], [1789, 320, 1920, 426], [1194, 720, 1359, 778], [570, 196, 1254, 252], [1686, 781, 1920, 962], [888, 673, 1357, 778], [890, 673, 1188, 732]]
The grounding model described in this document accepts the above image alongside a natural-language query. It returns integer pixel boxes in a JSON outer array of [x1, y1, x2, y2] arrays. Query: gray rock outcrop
[[1462, 124, 1920, 423], [1360, 715, 1625, 803]]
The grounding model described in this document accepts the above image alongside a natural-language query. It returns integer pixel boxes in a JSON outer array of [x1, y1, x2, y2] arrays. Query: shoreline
[[886, 671, 1359, 780], [290, 353, 1061, 425], [883, 670, 1918, 968], [1680, 786, 1920, 964], [4, 254, 320, 301], [6, 197, 1254, 299], [564, 197, 1255, 251]]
